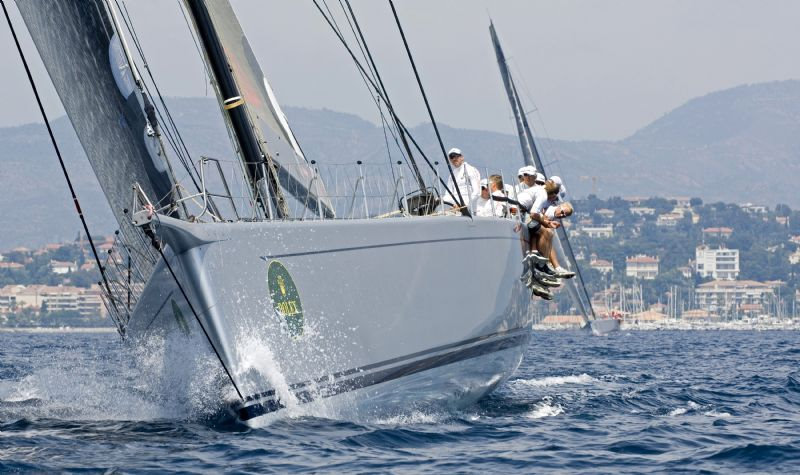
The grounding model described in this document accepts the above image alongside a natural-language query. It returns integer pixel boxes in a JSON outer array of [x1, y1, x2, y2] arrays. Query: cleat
[[530, 283, 553, 300], [533, 269, 561, 287], [553, 266, 576, 279]]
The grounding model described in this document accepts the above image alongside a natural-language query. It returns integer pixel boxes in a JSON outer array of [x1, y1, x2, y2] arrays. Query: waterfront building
[[695, 246, 739, 280], [656, 212, 683, 227], [50, 260, 77, 274], [0, 284, 105, 318], [595, 208, 615, 219], [702, 227, 733, 240], [694, 280, 775, 314], [580, 224, 614, 238], [626, 255, 660, 280], [589, 254, 614, 275], [630, 206, 655, 216], [740, 203, 768, 215]]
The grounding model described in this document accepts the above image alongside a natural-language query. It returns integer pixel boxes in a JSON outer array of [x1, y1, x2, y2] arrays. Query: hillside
[[1, 80, 799, 248]]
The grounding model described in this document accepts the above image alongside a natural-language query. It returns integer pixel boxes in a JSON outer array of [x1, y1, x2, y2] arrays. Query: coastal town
[[535, 195, 800, 328]]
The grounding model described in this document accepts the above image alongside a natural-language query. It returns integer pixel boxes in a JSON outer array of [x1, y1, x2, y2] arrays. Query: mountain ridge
[[1, 80, 798, 249]]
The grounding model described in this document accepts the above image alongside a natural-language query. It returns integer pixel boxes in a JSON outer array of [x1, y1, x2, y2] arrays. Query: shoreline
[[0, 327, 117, 334], [534, 321, 800, 331]]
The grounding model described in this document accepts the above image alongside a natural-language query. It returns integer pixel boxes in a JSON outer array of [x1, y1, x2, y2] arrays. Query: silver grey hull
[[590, 318, 621, 336], [126, 215, 534, 425]]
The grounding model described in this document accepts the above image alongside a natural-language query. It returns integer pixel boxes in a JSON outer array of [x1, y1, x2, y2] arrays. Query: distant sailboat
[[489, 21, 619, 336], [12, 0, 536, 424]]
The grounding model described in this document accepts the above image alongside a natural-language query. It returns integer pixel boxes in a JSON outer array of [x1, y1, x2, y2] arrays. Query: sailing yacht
[[489, 21, 620, 336], [14, 0, 534, 424]]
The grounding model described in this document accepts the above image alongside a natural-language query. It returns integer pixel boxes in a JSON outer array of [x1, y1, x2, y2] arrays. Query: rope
[[342, 0, 426, 192], [387, 0, 468, 214], [1, 0, 119, 316], [310, 0, 459, 209]]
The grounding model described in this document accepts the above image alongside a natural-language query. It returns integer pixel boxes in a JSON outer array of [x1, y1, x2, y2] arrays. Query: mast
[[183, 0, 287, 219], [490, 21, 596, 322]]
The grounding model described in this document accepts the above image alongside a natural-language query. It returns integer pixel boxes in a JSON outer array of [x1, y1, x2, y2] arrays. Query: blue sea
[[1, 330, 798, 473]]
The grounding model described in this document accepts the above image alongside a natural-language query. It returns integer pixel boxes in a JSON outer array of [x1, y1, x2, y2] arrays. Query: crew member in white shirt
[[474, 175, 506, 218], [518, 180, 575, 280], [515, 166, 536, 196], [442, 147, 480, 212]]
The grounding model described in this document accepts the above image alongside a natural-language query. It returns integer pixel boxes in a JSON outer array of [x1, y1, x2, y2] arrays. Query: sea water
[[0, 330, 798, 472]]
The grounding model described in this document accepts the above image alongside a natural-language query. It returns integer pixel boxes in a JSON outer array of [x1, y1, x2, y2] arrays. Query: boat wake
[[512, 373, 597, 388], [0, 334, 229, 423]]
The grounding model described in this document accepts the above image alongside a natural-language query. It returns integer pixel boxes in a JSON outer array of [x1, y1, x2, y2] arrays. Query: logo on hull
[[267, 260, 304, 337]]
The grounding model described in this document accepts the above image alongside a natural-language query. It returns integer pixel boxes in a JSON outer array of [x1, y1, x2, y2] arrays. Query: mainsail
[[15, 0, 180, 242], [186, 0, 334, 218], [490, 22, 595, 324]]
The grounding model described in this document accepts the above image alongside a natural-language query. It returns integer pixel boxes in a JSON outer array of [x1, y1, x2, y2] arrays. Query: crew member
[[442, 148, 480, 212], [516, 166, 536, 195], [474, 175, 506, 217], [519, 180, 576, 280]]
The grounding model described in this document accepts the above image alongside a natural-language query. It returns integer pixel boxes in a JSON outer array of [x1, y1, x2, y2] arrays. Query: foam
[[527, 398, 564, 419], [514, 373, 597, 388]]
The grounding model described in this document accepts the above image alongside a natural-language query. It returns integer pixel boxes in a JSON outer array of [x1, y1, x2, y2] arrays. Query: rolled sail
[[201, 0, 334, 217], [15, 0, 177, 237]]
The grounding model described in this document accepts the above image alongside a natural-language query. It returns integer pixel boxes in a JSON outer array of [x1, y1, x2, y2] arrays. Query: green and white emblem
[[267, 260, 304, 337]]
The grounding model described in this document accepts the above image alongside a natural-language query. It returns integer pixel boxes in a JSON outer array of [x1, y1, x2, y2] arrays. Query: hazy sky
[[1, 0, 799, 140]]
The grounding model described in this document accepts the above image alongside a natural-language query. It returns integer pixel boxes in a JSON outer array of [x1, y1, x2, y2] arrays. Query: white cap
[[479, 178, 489, 188], [551, 176, 563, 186], [447, 147, 462, 157], [535, 172, 546, 184], [517, 165, 536, 176]]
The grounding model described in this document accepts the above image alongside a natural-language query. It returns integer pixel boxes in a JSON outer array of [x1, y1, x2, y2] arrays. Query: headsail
[[15, 0, 179, 241], [188, 0, 334, 218], [490, 21, 595, 323]]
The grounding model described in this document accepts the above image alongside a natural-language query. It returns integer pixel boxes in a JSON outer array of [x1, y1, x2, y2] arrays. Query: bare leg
[[520, 226, 537, 255], [549, 245, 561, 268], [536, 228, 553, 261]]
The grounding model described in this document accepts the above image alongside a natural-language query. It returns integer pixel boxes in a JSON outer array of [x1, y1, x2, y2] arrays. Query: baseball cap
[[447, 147, 462, 157], [517, 165, 536, 177], [535, 172, 546, 184], [550, 176, 563, 186], [479, 178, 489, 188]]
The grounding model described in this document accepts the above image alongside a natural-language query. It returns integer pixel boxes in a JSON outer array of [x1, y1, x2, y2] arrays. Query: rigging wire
[[175, 0, 211, 97], [386, 0, 467, 213], [152, 237, 244, 402], [310, 0, 459, 206], [334, 0, 399, 182], [342, 0, 426, 192], [0, 0, 119, 316], [321, 0, 406, 182]]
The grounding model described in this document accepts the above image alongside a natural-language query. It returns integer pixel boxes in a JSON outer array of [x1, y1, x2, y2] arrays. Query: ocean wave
[[526, 399, 564, 419], [513, 373, 597, 388]]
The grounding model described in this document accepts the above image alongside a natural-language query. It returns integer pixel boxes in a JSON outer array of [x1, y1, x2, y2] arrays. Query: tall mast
[[490, 21, 596, 322], [183, 0, 287, 219]]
